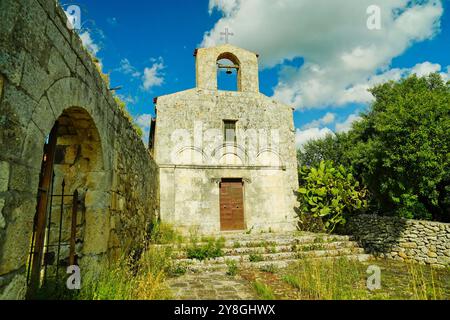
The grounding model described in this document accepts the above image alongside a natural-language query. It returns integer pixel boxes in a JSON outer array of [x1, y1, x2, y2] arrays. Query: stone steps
[[155, 233, 355, 250], [182, 254, 373, 273], [161, 231, 372, 273], [177, 247, 366, 265], [172, 240, 361, 259]]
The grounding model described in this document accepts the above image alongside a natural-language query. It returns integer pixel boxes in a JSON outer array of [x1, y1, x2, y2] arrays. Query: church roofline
[[194, 44, 259, 58]]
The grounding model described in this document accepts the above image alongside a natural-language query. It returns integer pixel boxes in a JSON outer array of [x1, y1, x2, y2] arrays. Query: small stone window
[[223, 120, 237, 143]]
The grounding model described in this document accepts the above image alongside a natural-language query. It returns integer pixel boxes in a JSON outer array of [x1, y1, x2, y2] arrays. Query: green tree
[[348, 73, 450, 221], [297, 132, 353, 168]]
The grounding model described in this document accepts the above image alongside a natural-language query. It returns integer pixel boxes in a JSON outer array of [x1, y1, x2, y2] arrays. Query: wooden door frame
[[219, 178, 246, 231]]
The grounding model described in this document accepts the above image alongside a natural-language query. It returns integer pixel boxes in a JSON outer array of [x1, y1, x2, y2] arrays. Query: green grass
[[34, 246, 173, 300], [233, 241, 242, 249], [282, 257, 450, 300], [253, 281, 275, 300], [148, 219, 184, 244], [249, 253, 264, 262], [265, 245, 277, 254]]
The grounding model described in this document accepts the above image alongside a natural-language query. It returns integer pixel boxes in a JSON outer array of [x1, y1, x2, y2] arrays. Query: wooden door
[[220, 179, 245, 231]]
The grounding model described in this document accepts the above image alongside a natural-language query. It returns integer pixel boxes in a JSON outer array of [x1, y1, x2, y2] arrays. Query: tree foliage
[[349, 73, 450, 221], [297, 73, 450, 222], [297, 132, 352, 168]]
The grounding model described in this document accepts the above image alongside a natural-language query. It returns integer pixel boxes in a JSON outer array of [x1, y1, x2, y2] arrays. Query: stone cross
[[220, 28, 234, 44]]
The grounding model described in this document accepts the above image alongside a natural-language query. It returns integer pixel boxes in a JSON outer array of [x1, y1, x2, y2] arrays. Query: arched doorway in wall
[[217, 52, 240, 91], [26, 107, 105, 297]]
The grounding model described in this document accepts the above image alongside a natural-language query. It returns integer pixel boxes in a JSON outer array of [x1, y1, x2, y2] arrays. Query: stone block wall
[[0, 0, 159, 299], [155, 88, 298, 234], [347, 215, 450, 268]]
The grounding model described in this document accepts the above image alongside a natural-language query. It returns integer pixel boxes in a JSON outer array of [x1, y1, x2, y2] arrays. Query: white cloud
[[117, 94, 138, 105], [118, 58, 141, 78], [411, 61, 441, 77], [302, 112, 336, 129], [80, 31, 100, 55], [295, 127, 334, 149], [203, 0, 444, 109], [443, 66, 450, 82], [134, 114, 153, 144], [335, 114, 363, 133], [142, 58, 165, 91]]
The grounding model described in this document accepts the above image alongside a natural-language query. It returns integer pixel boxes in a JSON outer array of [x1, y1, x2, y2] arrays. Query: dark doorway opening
[[26, 107, 104, 298], [26, 121, 81, 297]]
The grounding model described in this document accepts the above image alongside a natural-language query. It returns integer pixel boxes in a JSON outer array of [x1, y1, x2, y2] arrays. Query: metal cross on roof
[[220, 28, 234, 44]]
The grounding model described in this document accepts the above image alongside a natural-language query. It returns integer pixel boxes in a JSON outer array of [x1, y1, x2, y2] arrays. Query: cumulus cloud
[[80, 31, 100, 55], [302, 112, 336, 129], [410, 61, 441, 77], [203, 0, 444, 109], [142, 58, 165, 91], [294, 112, 362, 149], [335, 114, 363, 133], [295, 127, 334, 149]]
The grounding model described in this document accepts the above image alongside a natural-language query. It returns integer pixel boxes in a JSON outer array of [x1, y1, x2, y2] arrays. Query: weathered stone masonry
[[0, 0, 159, 299], [154, 44, 299, 234], [347, 215, 450, 268]]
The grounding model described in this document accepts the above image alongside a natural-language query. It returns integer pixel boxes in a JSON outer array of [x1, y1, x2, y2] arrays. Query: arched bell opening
[[217, 52, 241, 91]]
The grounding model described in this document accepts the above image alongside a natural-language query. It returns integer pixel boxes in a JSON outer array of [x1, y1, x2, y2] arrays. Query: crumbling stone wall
[[0, 0, 158, 299], [347, 215, 450, 268]]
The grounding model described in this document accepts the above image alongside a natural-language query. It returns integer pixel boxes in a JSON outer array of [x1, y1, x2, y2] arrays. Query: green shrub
[[186, 239, 225, 261], [248, 253, 264, 262], [168, 262, 188, 277], [297, 160, 368, 233], [225, 259, 238, 276]]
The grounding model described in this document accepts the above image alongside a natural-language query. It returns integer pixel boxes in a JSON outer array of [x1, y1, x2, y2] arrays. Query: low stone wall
[[347, 214, 450, 267]]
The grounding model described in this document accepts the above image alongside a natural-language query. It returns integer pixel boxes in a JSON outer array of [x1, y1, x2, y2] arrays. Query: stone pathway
[[167, 271, 257, 300]]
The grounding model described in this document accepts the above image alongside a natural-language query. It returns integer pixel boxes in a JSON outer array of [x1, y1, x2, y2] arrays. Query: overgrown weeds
[[226, 259, 238, 276], [186, 238, 225, 261], [148, 219, 184, 244], [282, 257, 448, 300], [253, 281, 275, 300]]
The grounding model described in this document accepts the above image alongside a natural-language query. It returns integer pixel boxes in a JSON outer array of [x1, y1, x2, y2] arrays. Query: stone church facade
[[152, 44, 299, 234]]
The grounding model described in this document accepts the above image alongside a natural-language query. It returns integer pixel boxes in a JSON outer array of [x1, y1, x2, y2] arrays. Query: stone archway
[[26, 106, 110, 296]]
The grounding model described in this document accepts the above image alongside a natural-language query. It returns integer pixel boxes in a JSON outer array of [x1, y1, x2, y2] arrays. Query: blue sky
[[62, 0, 450, 146]]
